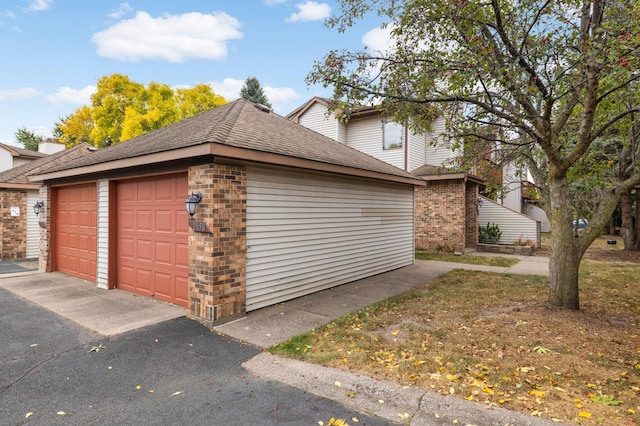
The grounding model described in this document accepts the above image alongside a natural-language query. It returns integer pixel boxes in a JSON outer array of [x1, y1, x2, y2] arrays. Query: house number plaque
[[189, 220, 211, 233]]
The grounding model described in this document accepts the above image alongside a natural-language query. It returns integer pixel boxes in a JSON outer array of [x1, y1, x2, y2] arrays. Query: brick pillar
[[187, 163, 247, 325], [465, 181, 479, 249], [38, 185, 51, 272]]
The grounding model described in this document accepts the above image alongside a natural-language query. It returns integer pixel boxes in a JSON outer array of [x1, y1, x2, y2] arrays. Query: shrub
[[479, 222, 502, 243]]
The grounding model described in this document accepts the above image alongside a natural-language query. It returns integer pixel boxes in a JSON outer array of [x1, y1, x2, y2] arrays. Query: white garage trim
[[96, 179, 109, 289], [26, 190, 40, 258], [246, 166, 414, 311]]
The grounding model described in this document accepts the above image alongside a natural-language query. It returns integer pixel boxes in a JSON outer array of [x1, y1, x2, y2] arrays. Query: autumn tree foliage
[[55, 74, 227, 148], [309, 0, 640, 309]]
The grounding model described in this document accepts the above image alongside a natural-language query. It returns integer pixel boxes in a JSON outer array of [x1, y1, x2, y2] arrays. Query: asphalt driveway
[[0, 287, 392, 426]]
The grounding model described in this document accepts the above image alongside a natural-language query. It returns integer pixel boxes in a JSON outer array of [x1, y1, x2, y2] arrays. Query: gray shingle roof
[[41, 99, 418, 181], [0, 142, 48, 159], [0, 143, 95, 185]]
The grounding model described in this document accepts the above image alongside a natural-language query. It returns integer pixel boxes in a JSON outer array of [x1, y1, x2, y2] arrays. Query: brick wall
[[415, 179, 466, 252], [188, 163, 247, 325], [0, 190, 27, 259]]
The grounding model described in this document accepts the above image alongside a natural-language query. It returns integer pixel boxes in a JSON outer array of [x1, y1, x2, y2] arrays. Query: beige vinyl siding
[[348, 116, 405, 169], [424, 117, 456, 167], [96, 179, 109, 289], [408, 132, 427, 173], [26, 190, 40, 258], [299, 102, 342, 142], [246, 166, 414, 311], [478, 196, 540, 247], [523, 204, 551, 233]]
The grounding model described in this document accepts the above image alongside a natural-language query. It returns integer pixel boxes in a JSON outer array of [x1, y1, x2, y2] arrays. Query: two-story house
[[287, 97, 542, 250]]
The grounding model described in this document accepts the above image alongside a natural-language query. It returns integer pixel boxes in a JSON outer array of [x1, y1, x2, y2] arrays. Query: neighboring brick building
[[0, 143, 95, 259]]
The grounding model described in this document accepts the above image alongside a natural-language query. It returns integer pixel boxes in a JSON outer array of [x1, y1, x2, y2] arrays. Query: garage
[[31, 99, 424, 323], [54, 183, 97, 281], [116, 173, 189, 306]]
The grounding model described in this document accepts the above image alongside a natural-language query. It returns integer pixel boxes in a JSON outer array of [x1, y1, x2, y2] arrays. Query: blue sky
[[0, 0, 391, 146]]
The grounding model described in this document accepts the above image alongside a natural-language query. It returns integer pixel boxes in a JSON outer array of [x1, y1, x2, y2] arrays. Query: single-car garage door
[[55, 183, 97, 281], [116, 173, 189, 306]]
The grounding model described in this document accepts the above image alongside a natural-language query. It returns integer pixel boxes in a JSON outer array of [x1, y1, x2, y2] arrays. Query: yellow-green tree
[[121, 82, 177, 141], [176, 84, 227, 119], [54, 106, 94, 147], [56, 74, 228, 148], [91, 74, 144, 147]]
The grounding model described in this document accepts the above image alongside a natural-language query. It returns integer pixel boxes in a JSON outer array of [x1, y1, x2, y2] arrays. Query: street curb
[[242, 353, 564, 425]]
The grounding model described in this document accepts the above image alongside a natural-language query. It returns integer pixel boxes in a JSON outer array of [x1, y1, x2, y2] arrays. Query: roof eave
[[0, 182, 39, 189], [419, 172, 485, 186], [29, 142, 425, 187]]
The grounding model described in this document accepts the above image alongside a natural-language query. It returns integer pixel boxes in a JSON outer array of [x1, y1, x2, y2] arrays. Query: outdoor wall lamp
[[477, 198, 483, 207], [185, 192, 202, 217], [33, 201, 44, 216]]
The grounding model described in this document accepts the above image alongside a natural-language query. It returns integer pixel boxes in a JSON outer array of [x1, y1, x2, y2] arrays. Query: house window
[[382, 120, 403, 150]]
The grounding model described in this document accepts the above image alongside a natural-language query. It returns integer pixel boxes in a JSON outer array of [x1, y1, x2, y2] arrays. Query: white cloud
[[46, 85, 95, 105], [264, 0, 286, 5], [27, 0, 53, 12], [263, 86, 301, 113], [2, 10, 16, 19], [208, 78, 245, 102], [286, 1, 331, 23], [0, 87, 40, 101], [108, 2, 132, 20], [362, 25, 395, 54], [92, 11, 243, 63], [207, 78, 300, 113]]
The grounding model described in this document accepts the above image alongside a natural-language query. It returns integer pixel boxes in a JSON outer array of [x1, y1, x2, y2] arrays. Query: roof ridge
[[204, 99, 246, 143]]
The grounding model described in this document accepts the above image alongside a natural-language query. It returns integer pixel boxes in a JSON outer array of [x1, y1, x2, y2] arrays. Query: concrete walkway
[[215, 256, 549, 347]]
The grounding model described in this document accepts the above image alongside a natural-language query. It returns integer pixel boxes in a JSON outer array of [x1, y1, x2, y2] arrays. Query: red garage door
[[117, 173, 189, 306], [55, 183, 97, 281]]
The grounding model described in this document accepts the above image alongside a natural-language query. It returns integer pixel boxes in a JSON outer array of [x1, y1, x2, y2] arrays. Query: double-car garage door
[[53, 174, 188, 306]]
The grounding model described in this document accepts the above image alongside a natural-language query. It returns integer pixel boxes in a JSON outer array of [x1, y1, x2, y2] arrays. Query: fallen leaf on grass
[[590, 395, 622, 406], [533, 346, 549, 354], [578, 411, 592, 418]]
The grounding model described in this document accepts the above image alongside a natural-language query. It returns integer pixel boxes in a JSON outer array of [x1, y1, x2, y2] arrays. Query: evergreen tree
[[240, 76, 272, 108]]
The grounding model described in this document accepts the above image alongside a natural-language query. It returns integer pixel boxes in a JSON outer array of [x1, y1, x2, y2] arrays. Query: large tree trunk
[[547, 177, 581, 310], [620, 188, 640, 251]]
